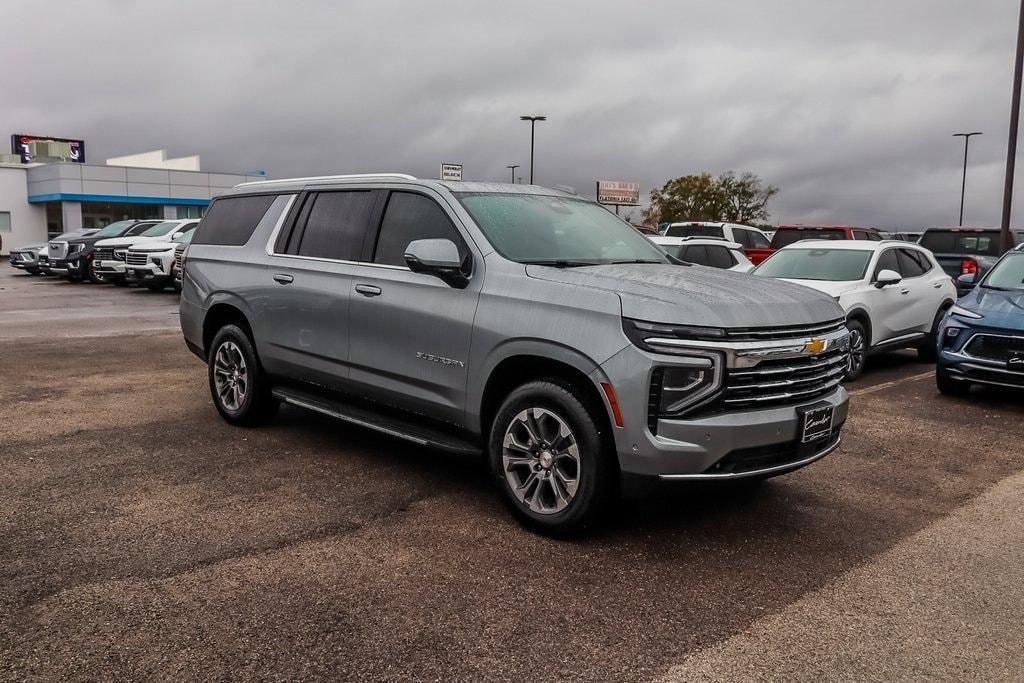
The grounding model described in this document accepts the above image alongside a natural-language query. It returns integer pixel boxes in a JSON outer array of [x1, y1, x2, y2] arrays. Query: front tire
[[207, 325, 279, 426], [936, 366, 970, 396], [88, 262, 105, 284], [918, 306, 948, 362], [844, 319, 868, 381], [488, 381, 615, 536]]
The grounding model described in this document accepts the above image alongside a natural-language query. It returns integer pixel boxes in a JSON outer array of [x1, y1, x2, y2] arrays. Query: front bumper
[[598, 333, 850, 478], [94, 260, 127, 279], [127, 263, 171, 284], [937, 320, 1024, 389]]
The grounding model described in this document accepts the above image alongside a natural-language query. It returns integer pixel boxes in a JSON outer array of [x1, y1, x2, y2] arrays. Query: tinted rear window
[[919, 230, 1002, 256], [193, 195, 277, 246], [771, 229, 846, 248], [664, 224, 724, 238]]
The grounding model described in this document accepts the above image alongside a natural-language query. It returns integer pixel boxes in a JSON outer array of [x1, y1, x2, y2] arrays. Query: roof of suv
[[779, 239, 926, 252], [229, 174, 572, 198]]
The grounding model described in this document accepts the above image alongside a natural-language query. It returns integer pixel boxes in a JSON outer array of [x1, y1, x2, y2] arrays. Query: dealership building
[[0, 134, 265, 254]]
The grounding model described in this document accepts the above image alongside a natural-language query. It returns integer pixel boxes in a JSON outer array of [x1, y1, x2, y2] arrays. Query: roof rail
[[234, 173, 417, 188]]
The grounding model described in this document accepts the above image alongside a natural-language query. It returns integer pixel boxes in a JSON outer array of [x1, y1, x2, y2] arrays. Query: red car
[[755, 225, 884, 264]]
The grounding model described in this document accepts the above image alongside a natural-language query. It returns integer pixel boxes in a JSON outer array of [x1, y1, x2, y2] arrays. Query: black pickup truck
[[919, 227, 1024, 296]]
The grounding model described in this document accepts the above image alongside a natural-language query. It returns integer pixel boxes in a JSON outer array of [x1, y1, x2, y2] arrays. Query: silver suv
[[180, 174, 850, 533]]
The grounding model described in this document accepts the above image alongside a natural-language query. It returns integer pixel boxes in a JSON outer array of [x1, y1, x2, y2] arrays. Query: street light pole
[[953, 131, 982, 225], [506, 164, 520, 184], [519, 115, 546, 184], [1000, 0, 1024, 253]]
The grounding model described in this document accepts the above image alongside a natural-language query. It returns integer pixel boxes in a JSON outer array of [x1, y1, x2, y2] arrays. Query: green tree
[[646, 171, 778, 225], [717, 171, 779, 224]]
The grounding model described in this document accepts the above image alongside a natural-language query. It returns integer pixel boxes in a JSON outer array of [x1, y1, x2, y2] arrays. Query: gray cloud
[[1, 0, 1021, 228]]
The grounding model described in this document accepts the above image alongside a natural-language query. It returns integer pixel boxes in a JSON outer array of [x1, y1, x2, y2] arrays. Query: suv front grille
[[174, 248, 184, 269], [715, 349, 847, 411], [964, 334, 1024, 363], [704, 430, 842, 475], [95, 248, 114, 261], [126, 252, 148, 266], [721, 318, 846, 342]]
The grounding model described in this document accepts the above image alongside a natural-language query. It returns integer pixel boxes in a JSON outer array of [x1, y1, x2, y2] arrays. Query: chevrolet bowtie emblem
[[803, 338, 827, 355]]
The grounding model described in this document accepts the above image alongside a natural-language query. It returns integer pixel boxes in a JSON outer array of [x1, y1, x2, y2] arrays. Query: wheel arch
[[202, 299, 255, 359], [845, 307, 873, 346], [475, 346, 616, 451]]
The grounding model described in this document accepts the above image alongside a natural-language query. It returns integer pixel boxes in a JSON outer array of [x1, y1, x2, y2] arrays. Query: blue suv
[[936, 244, 1024, 394]]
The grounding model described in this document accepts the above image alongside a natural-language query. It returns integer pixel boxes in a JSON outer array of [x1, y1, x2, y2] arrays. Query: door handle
[[273, 273, 294, 285], [900, 288, 910, 295], [355, 284, 382, 297], [932, 282, 943, 288]]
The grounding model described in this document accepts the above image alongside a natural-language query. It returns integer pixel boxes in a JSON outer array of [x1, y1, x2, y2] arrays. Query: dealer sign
[[596, 180, 640, 206]]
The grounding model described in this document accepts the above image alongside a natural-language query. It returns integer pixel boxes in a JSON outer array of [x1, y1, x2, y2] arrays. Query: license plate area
[[798, 402, 834, 444]]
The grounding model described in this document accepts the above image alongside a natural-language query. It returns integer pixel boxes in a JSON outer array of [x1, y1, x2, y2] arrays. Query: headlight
[[648, 357, 723, 430], [950, 304, 982, 320], [623, 317, 726, 353]]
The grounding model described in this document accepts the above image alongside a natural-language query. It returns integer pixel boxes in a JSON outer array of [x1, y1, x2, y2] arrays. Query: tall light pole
[[506, 164, 520, 183], [953, 131, 983, 225], [519, 115, 546, 184], [1000, 0, 1024, 253]]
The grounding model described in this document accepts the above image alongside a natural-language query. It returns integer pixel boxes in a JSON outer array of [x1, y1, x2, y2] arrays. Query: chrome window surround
[[644, 326, 850, 369]]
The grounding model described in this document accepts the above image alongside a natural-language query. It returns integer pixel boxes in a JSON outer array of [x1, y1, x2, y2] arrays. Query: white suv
[[126, 225, 198, 291], [94, 219, 198, 284], [649, 236, 754, 272], [754, 240, 957, 379]]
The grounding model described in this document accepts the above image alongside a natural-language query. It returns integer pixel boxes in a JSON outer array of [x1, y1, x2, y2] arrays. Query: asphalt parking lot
[[2, 263, 1023, 681]]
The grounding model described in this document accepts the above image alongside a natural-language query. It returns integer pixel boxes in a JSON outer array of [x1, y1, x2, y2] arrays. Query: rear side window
[[738, 229, 770, 248], [919, 230, 1001, 256], [373, 191, 464, 267], [296, 191, 377, 260], [706, 246, 737, 269], [680, 245, 707, 264], [194, 195, 277, 246], [897, 248, 929, 277]]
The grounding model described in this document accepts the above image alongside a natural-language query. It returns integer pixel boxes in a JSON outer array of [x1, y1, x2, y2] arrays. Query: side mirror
[[956, 273, 976, 286], [874, 269, 902, 288], [404, 238, 469, 288]]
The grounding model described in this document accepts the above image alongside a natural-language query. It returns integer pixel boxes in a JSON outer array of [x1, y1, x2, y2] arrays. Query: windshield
[[755, 248, 873, 281], [771, 228, 846, 248], [91, 220, 137, 238], [140, 221, 183, 237], [982, 253, 1024, 290], [455, 193, 668, 265], [664, 224, 724, 238], [919, 230, 1002, 256], [172, 228, 196, 244]]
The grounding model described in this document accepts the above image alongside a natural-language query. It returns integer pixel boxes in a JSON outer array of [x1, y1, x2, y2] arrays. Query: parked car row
[[9, 218, 198, 292]]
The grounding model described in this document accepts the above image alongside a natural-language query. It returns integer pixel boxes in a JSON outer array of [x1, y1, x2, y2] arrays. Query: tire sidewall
[[488, 381, 610, 534], [844, 319, 867, 381], [208, 325, 266, 425]]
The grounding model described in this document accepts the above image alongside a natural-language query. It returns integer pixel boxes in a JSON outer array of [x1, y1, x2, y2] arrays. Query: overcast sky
[[3, 0, 1023, 228]]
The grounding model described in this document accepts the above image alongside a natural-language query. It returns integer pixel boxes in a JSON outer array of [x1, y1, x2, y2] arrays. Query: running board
[[271, 387, 481, 456]]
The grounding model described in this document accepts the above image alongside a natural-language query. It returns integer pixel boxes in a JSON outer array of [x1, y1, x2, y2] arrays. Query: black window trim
[[363, 188, 473, 272]]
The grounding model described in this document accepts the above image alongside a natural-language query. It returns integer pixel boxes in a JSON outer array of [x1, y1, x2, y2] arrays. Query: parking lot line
[[849, 370, 934, 397]]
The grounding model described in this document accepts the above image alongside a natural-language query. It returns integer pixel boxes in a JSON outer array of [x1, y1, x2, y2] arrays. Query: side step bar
[[271, 387, 481, 456]]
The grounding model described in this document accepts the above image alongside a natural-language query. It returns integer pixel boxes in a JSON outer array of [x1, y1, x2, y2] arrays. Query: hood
[[777, 278, 860, 298], [526, 263, 843, 328], [958, 286, 1024, 332], [130, 240, 177, 253], [94, 235, 167, 248]]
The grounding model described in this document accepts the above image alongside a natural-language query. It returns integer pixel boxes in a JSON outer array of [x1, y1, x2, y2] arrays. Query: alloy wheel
[[213, 341, 248, 411], [847, 328, 865, 376], [502, 407, 581, 514]]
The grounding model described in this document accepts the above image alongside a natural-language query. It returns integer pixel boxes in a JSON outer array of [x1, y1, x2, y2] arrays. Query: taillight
[[960, 258, 978, 275]]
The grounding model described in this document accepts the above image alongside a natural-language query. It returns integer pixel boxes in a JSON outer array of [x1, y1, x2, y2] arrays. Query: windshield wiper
[[605, 259, 666, 265], [521, 259, 601, 268], [980, 284, 1010, 291]]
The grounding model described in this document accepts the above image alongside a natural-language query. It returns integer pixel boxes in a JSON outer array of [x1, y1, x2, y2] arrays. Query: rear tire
[[936, 366, 970, 396], [207, 324, 279, 427], [488, 380, 615, 536], [843, 319, 868, 381]]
